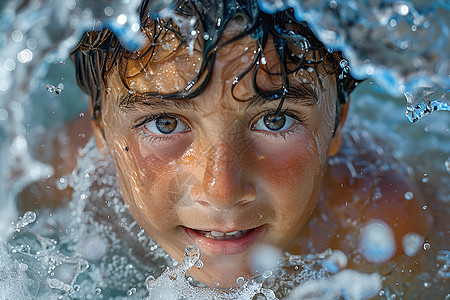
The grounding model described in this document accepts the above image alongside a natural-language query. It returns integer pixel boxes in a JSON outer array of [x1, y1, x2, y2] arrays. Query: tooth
[[226, 231, 239, 235], [210, 231, 225, 237]]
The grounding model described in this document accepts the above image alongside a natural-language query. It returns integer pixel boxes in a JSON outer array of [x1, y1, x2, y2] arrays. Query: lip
[[183, 225, 265, 256]]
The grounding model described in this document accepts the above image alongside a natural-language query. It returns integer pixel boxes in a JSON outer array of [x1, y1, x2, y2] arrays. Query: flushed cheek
[[253, 136, 322, 232]]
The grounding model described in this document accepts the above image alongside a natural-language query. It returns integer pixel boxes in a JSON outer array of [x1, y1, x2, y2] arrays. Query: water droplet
[[73, 284, 80, 292], [445, 157, 450, 174], [236, 276, 245, 285], [4, 58, 16, 71], [18, 263, 28, 271], [17, 211, 37, 229], [11, 30, 23, 42], [402, 233, 424, 257], [423, 242, 431, 251], [0, 108, 8, 121], [127, 287, 136, 295], [94, 287, 102, 295], [422, 205, 428, 210], [17, 49, 33, 63], [117, 14, 127, 25], [104, 6, 114, 17], [423, 281, 431, 288], [194, 259, 203, 269], [202, 33, 210, 40], [404, 191, 414, 200]]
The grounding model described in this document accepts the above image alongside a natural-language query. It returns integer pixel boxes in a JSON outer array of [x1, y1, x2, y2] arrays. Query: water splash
[[258, 0, 450, 121], [144, 244, 279, 300], [405, 86, 450, 122]]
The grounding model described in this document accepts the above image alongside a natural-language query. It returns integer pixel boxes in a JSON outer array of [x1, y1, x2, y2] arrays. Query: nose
[[199, 142, 256, 211]]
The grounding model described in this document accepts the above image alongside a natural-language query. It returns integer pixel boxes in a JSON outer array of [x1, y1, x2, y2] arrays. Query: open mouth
[[182, 226, 264, 255], [196, 229, 251, 240]]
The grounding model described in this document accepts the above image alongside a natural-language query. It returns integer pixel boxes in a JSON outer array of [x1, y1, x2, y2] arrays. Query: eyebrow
[[118, 83, 319, 112]]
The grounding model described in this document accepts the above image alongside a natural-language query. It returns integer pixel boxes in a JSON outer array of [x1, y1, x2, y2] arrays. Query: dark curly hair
[[71, 0, 358, 133]]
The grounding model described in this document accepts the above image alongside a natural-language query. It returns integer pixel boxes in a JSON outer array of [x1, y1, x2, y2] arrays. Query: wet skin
[[94, 32, 343, 287], [92, 32, 431, 287]]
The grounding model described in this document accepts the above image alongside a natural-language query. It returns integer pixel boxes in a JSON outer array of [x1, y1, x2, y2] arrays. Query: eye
[[144, 115, 189, 135], [252, 111, 296, 132]]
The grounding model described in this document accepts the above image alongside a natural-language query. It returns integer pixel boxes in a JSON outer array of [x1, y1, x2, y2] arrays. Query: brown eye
[[252, 111, 296, 132], [263, 112, 286, 131], [156, 116, 177, 134]]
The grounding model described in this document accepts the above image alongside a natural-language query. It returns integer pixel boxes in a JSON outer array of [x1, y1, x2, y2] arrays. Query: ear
[[89, 99, 108, 153], [328, 98, 350, 156]]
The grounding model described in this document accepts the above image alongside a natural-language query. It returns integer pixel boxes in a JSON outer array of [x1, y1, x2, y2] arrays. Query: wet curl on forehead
[[71, 0, 357, 121]]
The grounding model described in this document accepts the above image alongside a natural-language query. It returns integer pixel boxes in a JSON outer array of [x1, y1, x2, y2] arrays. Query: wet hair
[[71, 0, 358, 132]]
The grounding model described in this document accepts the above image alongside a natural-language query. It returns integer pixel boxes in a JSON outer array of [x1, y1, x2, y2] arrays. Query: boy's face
[[96, 28, 341, 287]]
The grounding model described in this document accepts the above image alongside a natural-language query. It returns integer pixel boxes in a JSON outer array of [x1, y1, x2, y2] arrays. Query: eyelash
[[134, 112, 189, 143], [251, 109, 305, 138], [134, 110, 305, 144]]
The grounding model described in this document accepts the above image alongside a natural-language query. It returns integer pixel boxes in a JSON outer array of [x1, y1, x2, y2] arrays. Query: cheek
[[111, 135, 183, 229], [254, 134, 321, 189], [251, 133, 324, 225]]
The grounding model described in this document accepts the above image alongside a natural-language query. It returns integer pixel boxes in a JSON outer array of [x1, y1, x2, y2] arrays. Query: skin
[[94, 31, 346, 287]]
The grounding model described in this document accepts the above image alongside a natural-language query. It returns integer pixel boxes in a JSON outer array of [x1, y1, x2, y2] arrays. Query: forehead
[[104, 17, 335, 110]]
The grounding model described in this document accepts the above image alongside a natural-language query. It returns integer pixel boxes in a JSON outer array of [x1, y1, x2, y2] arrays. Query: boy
[[71, 0, 430, 288]]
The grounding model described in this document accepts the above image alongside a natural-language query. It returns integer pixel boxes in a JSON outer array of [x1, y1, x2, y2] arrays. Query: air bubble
[[236, 276, 245, 285], [423, 242, 431, 251]]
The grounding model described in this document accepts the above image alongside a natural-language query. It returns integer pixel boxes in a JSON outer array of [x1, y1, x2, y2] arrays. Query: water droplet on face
[[194, 259, 203, 269]]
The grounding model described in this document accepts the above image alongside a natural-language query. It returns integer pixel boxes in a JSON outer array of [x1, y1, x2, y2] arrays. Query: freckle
[[125, 146, 129, 151]]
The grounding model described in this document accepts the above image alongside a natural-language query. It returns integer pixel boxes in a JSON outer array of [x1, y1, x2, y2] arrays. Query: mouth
[[182, 225, 265, 256]]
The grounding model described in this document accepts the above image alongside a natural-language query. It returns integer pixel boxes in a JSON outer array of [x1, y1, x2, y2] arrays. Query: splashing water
[[0, 0, 449, 299], [258, 0, 450, 121]]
